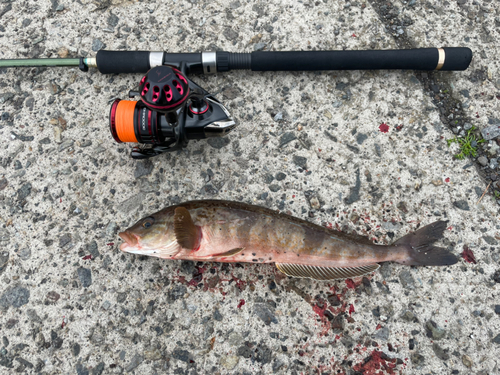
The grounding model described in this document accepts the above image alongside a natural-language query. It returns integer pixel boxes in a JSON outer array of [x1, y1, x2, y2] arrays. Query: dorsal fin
[[174, 207, 202, 250], [275, 263, 379, 281]]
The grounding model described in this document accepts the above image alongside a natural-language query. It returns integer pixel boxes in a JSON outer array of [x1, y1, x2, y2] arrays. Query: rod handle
[[249, 48, 472, 72], [96, 50, 152, 74]]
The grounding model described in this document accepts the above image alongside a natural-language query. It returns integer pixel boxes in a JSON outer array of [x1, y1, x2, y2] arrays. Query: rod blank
[[0, 58, 80, 68]]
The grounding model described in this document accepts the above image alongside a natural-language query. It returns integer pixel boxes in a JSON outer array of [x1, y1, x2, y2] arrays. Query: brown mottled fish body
[[119, 200, 458, 281]]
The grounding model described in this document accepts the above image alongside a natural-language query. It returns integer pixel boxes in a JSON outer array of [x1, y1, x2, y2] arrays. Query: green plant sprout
[[447, 126, 485, 160], [494, 190, 500, 200]]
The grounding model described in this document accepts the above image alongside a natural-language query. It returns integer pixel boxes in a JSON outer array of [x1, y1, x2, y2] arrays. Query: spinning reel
[[109, 64, 235, 159]]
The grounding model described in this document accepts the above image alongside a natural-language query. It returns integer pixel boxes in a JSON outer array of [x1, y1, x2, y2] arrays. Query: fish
[[118, 200, 458, 281]]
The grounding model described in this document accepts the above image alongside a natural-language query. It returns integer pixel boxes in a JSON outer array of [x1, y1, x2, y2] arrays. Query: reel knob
[[139, 66, 190, 113]]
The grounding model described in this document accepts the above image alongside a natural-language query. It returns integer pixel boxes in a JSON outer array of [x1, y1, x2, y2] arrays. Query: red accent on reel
[[139, 66, 190, 113], [176, 72, 188, 85], [189, 101, 209, 115], [109, 99, 121, 143], [164, 85, 173, 102]]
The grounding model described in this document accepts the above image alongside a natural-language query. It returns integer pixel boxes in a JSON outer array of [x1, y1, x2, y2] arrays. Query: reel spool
[[109, 65, 235, 159]]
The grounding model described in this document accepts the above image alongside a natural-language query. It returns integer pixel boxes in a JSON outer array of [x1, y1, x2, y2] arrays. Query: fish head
[[118, 210, 181, 258]]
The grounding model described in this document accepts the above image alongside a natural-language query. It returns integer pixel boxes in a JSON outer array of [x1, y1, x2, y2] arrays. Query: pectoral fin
[[275, 263, 379, 281], [212, 248, 245, 258], [174, 207, 202, 250]]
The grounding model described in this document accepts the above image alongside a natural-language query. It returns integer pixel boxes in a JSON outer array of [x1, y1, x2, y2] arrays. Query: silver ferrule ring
[[202, 52, 217, 74], [149, 52, 164, 69]]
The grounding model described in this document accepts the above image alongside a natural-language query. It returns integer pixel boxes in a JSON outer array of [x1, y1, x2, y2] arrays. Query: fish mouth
[[118, 231, 138, 251]]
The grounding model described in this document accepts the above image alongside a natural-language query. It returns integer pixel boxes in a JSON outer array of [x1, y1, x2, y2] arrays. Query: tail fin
[[393, 221, 458, 266]]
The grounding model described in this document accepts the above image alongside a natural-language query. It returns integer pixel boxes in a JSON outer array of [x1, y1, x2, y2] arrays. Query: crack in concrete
[[367, 0, 498, 192]]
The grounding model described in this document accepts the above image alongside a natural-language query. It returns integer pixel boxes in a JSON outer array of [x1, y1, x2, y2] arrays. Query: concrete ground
[[0, 0, 499, 374]]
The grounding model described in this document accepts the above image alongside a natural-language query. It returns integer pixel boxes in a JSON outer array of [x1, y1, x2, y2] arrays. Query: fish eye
[[142, 217, 155, 228]]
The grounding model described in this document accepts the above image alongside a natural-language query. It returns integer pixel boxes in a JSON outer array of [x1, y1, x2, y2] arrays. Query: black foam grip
[[216, 52, 251, 71], [96, 51, 151, 74], [441, 47, 472, 71], [251, 48, 472, 71], [217, 52, 230, 72]]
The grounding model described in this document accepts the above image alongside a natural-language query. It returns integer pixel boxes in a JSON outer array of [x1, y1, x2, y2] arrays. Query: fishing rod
[[1, 47, 472, 159]]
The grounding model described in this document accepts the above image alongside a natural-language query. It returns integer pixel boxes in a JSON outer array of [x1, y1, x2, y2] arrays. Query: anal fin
[[275, 263, 379, 281]]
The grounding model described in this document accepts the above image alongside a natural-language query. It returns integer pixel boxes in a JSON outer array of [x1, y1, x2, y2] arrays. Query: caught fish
[[118, 200, 458, 280]]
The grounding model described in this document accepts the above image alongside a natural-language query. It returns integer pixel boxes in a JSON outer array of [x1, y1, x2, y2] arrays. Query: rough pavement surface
[[0, 1, 499, 374]]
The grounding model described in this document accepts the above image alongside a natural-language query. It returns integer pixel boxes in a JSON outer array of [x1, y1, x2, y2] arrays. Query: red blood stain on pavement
[[187, 278, 200, 286], [231, 273, 247, 290], [237, 299, 245, 309], [312, 302, 327, 317], [345, 279, 356, 289], [82, 255, 92, 260], [379, 123, 389, 133], [461, 245, 476, 264], [188, 266, 206, 286], [202, 274, 220, 292], [353, 350, 399, 375], [348, 304, 355, 316], [175, 275, 187, 284]]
